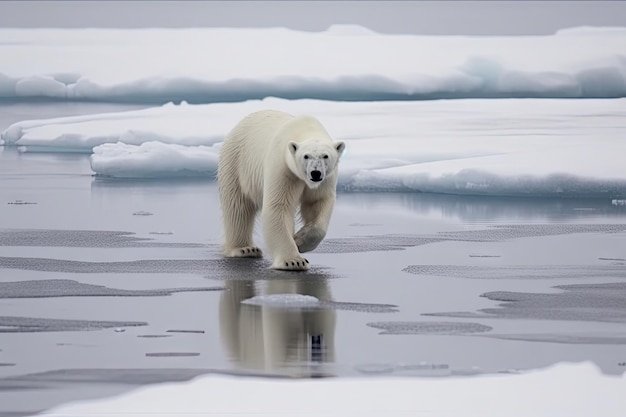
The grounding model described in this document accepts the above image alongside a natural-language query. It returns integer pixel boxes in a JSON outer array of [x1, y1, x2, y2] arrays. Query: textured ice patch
[[367, 321, 493, 335], [485, 333, 626, 345], [0, 257, 222, 274], [0, 316, 146, 333], [403, 265, 626, 280], [1, 368, 209, 385], [426, 282, 626, 324], [145, 352, 200, 358], [436, 223, 626, 242], [0, 229, 205, 248], [0, 279, 226, 299], [317, 235, 445, 253]]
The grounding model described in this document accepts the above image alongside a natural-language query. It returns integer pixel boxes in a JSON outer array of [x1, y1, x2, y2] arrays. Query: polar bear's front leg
[[294, 193, 335, 253], [262, 182, 310, 271]]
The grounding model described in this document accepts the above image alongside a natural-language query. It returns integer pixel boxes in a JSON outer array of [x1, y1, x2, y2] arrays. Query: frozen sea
[[1, 25, 626, 417]]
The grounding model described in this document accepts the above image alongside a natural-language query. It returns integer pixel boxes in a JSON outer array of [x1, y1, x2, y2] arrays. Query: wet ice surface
[[1, 146, 626, 415]]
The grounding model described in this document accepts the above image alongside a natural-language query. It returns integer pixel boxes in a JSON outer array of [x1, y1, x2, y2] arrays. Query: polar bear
[[218, 110, 345, 271]]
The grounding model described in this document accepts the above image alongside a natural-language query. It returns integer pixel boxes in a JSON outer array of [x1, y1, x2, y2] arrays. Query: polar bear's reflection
[[219, 278, 336, 377]]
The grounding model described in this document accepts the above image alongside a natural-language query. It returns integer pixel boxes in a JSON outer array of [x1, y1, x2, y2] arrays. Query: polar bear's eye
[[304, 154, 310, 160], [323, 154, 329, 159]]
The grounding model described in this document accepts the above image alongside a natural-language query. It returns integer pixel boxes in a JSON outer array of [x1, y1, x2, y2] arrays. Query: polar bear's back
[[219, 110, 294, 205]]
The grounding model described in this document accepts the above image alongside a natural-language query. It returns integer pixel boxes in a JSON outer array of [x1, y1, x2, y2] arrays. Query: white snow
[[2, 97, 625, 197], [41, 362, 626, 417], [0, 26, 625, 102], [242, 294, 321, 308]]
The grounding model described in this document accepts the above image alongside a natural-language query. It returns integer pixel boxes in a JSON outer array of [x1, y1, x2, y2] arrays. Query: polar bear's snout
[[306, 157, 328, 184], [311, 170, 323, 182]]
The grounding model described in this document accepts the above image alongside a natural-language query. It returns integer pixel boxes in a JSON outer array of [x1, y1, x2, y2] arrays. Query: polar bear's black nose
[[311, 170, 323, 182]]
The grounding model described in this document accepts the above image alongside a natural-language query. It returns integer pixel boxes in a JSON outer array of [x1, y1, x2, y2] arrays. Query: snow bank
[[42, 362, 626, 417], [3, 97, 626, 197], [0, 26, 625, 103]]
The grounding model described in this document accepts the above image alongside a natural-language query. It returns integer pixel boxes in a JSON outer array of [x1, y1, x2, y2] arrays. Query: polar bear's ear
[[288, 142, 298, 156], [335, 141, 346, 157]]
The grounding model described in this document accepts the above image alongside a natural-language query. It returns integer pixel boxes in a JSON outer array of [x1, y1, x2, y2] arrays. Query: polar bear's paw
[[294, 226, 326, 253], [226, 246, 263, 258], [273, 256, 310, 271]]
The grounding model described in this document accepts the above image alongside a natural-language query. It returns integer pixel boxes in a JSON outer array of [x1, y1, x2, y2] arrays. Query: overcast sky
[[0, 1, 625, 35]]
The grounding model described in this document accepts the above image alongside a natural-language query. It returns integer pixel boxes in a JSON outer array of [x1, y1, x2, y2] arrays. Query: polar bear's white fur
[[218, 110, 345, 271]]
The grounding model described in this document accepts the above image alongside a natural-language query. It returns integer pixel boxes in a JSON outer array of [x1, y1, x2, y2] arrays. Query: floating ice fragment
[[145, 352, 200, 357], [612, 199, 626, 206], [132, 211, 154, 216], [166, 330, 205, 334], [7, 200, 37, 205], [354, 363, 395, 374], [114, 328, 126, 333], [242, 294, 321, 308]]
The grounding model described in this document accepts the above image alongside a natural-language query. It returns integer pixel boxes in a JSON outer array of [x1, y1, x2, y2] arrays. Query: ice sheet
[[3, 97, 625, 197]]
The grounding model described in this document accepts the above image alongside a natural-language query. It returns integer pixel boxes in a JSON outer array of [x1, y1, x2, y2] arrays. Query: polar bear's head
[[288, 140, 346, 189]]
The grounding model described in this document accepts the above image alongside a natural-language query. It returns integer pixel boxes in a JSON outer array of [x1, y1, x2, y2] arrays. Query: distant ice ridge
[[2, 97, 626, 198], [0, 25, 625, 103]]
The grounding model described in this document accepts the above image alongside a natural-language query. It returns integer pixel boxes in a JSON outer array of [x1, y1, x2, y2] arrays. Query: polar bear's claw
[[275, 256, 310, 271], [226, 246, 263, 258]]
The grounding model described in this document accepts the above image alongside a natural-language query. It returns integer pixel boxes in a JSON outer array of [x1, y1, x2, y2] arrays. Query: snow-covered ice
[[2, 25, 625, 197], [3, 97, 625, 197], [0, 25, 625, 103], [42, 362, 626, 417]]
